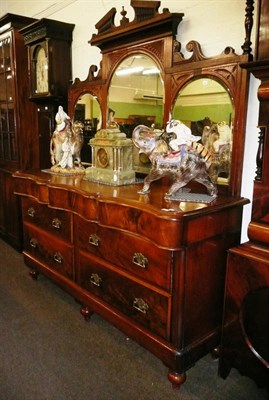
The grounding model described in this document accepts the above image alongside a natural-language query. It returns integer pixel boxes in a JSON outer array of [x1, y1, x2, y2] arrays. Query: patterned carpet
[[0, 239, 267, 400]]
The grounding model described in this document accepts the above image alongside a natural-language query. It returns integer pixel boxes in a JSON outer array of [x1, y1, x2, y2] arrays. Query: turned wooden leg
[[80, 305, 94, 320], [167, 370, 186, 389], [29, 269, 39, 280]]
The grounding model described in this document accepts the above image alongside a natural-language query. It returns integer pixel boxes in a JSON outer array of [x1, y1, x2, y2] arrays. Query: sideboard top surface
[[13, 169, 248, 218]]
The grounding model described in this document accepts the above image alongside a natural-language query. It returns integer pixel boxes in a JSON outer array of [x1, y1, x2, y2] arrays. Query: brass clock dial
[[97, 148, 109, 168], [35, 46, 49, 94]]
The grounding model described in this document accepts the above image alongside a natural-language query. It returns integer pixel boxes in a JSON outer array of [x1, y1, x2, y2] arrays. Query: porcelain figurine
[[132, 119, 218, 198], [50, 106, 85, 174]]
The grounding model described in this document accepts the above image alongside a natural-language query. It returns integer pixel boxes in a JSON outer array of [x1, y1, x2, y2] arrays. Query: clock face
[[97, 148, 109, 168], [35, 46, 49, 94]]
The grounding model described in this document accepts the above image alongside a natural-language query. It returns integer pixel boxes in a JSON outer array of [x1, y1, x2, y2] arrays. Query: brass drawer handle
[[53, 252, 63, 264], [52, 218, 61, 229], [27, 207, 36, 218], [132, 253, 148, 269], [90, 273, 102, 287], [29, 238, 38, 248], [89, 234, 100, 247], [133, 298, 149, 314]]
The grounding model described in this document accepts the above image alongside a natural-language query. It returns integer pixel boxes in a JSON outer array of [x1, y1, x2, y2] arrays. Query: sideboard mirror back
[[68, 0, 252, 196]]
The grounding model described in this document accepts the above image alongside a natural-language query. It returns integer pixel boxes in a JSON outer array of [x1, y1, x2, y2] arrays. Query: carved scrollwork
[[73, 63, 102, 85], [221, 46, 237, 57], [202, 64, 237, 93], [173, 41, 239, 67], [170, 72, 193, 103], [185, 40, 207, 62], [172, 40, 184, 63]]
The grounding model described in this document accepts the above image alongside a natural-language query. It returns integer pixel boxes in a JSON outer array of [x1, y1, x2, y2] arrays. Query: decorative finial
[[120, 6, 129, 25], [241, 0, 254, 57]]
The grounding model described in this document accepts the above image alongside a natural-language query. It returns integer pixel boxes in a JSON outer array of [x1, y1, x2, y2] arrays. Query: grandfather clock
[[219, 0, 269, 391], [20, 18, 75, 168]]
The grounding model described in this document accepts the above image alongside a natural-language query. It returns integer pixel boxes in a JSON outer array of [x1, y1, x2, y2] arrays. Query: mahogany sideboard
[[13, 169, 248, 388]]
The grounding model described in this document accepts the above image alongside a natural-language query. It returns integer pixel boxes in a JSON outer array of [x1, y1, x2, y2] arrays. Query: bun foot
[[211, 346, 220, 359], [80, 305, 94, 320], [167, 370, 186, 389]]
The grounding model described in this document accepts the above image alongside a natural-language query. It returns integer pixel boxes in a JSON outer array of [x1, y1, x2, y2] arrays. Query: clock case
[[20, 18, 74, 102], [20, 19, 75, 169]]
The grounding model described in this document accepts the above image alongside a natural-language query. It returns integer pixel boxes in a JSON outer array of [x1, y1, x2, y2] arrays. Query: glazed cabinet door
[[0, 14, 38, 249], [0, 32, 17, 166]]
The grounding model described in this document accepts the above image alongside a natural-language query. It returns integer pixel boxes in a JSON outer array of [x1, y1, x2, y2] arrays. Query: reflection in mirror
[[108, 54, 164, 137], [173, 78, 233, 185], [74, 93, 101, 163]]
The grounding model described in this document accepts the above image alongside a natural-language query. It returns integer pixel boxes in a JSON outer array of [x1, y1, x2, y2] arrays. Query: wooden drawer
[[21, 197, 72, 242], [23, 223, 74, 280], [78, 251, 171, 340], [75, 217, 172, 291]]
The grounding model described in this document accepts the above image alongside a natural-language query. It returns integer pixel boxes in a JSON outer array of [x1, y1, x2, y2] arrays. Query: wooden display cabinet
[[0, 14, 37, 249]]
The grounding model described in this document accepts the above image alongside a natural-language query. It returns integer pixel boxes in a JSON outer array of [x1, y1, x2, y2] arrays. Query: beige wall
[[0, 0, 260, 241]]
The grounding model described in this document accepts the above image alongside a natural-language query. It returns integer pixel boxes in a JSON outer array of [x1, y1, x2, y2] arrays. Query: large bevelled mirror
[[74, 93, 102, 162], [108, 54, 164, 137], [173, 78, 233, 186]]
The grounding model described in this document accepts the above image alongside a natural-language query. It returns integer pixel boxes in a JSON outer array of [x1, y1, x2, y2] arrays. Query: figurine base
[[85, 166, 136, 186], [167, 191, 217, 203], [42, 167, 85, 176]]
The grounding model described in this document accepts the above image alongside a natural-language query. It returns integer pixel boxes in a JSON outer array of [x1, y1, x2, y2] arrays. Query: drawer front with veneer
[[23, 224, 74, 279], [75, 217, 173, 291], [78, 251, 171, 339], [22, 197, 72, 242]]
